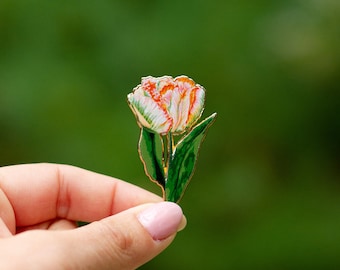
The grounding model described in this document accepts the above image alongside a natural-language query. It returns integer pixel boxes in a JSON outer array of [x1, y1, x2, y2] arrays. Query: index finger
[[0, 163, 162, 227]]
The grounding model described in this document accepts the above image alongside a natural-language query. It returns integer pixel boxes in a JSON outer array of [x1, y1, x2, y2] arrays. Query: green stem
[[164, 133, 175, 201], [165, 133, 172, 179], [161, 135, 166, 170], [167, 133, 173, 169]]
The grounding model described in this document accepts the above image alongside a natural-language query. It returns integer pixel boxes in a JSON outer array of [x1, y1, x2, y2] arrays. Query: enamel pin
[[128, 75, 216, 202]]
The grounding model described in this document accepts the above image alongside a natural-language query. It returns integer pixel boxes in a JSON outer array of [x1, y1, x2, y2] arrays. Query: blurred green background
[[1, 0, 339, 269]]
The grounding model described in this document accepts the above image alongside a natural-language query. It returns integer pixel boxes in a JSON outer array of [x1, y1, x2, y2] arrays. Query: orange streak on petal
[[186, 86, 204, 126], [175, 76, 195, 87], [160, 83, 175, 96]]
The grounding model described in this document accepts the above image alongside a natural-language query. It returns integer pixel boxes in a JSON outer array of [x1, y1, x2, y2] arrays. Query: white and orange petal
[[128, 86, 172, 134], [167, 87, 183, 133], [173, 76, 205, 132], [141, 76, 174, 100], [186, 85, 205, 127]]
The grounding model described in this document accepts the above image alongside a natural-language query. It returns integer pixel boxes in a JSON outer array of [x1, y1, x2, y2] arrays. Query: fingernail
[[138, 202, 185, 240]]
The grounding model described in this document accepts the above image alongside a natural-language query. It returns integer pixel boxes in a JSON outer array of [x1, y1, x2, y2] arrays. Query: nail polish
[[137, 202, 184, 240]]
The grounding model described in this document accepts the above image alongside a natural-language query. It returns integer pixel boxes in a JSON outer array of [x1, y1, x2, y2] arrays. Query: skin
[[0, 163, 184, 269]]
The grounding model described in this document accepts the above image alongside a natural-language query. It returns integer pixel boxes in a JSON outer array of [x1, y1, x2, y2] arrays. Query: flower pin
[[128, 75, 217, 203]]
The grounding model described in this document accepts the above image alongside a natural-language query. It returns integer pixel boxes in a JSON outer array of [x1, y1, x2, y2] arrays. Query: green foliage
[[166, 113, 217, 202], [138, 113, 216, 203], [139, 127, 165, 189]]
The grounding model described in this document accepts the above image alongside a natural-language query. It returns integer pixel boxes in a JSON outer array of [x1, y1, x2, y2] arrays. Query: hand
[[0, 163, 186, 269]]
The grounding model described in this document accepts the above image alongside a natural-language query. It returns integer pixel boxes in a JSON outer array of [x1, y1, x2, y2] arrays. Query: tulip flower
[[128, 75, 216, 202], [127, 75, 205, 135]]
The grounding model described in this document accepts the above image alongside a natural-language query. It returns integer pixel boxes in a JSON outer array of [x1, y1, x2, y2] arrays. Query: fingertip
[[137, 202, 185, 240]]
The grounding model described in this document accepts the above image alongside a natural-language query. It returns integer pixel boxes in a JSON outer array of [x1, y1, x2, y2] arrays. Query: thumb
[[0, 202, 185, 269], [67, 201, 186, 269], [70, 201, 186, 269]]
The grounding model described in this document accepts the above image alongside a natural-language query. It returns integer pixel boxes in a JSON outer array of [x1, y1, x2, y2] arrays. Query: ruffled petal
[[128, 85, 172, 134], [186, 85, 205, 127], [167, 88, 183, 133], [172, 76, 205, 133]]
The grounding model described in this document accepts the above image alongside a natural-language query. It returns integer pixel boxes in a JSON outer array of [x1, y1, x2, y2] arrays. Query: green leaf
[[138, 128, 166, 190], [166, 113, 217, 202]]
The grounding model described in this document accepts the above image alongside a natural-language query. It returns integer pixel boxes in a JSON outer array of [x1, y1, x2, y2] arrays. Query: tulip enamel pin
[[128, 75, 217, 203]]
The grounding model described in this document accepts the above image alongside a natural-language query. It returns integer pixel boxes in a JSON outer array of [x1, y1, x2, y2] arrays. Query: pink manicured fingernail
[[138, 202, 184, 240]]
